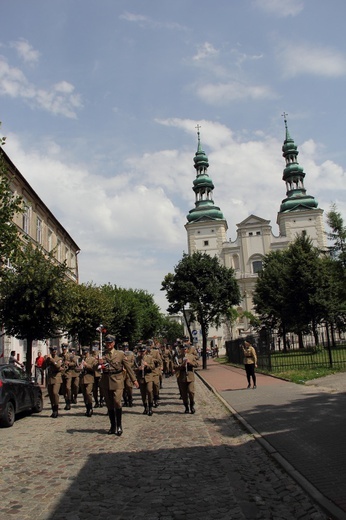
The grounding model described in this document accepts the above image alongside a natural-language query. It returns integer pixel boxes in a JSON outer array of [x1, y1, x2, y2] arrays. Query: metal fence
[[225, 331, 346, 372]]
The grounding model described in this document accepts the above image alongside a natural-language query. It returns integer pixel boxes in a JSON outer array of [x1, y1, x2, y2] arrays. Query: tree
[[157, 315, 184, 345], [65, 283, 113, 346], [0, 128, 24, 270], [0, 244, 73, 373], [161, 251, 241, 369], [99, 285, 162, 345], [327, 203, 346, 268], [254, 234, 338, 348]]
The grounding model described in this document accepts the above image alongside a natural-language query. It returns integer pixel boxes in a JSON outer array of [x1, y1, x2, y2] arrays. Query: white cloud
[[277, 42, 346, 78], [253, 0, 304, 17], [193, 42, 219, 61], [196, 81, 277, 104], [0, 55, 82, 118], [10, 39, 40, 65]]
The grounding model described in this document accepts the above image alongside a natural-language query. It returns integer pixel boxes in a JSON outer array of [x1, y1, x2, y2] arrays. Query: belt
[[104, 370, 123, 375]]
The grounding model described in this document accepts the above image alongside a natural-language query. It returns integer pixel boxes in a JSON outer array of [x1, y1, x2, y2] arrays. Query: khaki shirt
[[174, 352, 198, 383], [100, 348, 136, 391]]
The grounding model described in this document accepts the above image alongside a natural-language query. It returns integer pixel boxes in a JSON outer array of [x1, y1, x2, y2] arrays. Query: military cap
[[104, 335, 115, 343], [81, 346, 90, 352], [50, 346, 58, 351]]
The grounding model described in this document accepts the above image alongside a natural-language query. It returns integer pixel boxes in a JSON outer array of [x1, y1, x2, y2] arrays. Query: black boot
[[153, 398, 159, 408], [64, 400, 71, 411], [148, 403, 153, 416], [128, 398, 133, 408], [51, 405, 59, 418], [94, 400, 100, 408], [184, 403, 189, 414], [190, 402, 195, 414], [108, 409, 116, 434], [143, 404, 148, 415], [115, 408, 123, 436], [85, 404, 93, 417]]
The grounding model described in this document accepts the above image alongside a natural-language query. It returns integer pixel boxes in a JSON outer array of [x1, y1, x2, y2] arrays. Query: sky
[[1, 0, 345, 312]]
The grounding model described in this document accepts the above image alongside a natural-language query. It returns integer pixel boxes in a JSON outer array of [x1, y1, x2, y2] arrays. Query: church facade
[[185, 118, 327, 345]]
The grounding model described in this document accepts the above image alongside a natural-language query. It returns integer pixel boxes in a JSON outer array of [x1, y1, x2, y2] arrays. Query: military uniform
[[79, 348, 97, 417], [42, 347, 63, 418], [134, 347, 155, 416], [162, 345, 173, 377], [148, 342, 163, 407], [63, 349, 80, 408], [123, 346, 135, 407], [100, 335, 138, 435], [174, 346, 199, 414]]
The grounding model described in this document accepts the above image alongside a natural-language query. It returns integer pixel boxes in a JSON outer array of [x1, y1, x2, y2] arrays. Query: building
[[0, 147, 80, 366], [185, 118, 327, 345]]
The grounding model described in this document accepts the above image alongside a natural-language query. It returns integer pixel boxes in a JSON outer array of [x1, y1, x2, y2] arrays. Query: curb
[[197, 371, 346, 520]]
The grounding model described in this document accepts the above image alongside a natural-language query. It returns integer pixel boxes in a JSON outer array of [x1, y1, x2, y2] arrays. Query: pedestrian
[[134, 345, 155, 416], [99, 335, 139, 436], [8, 350, 24, 369], [79, 347, 97, 417], [35, 351, 45, 385], [241, 341, 257, 389], [42, 346, 64, 418], [174, 343, 199, 414]]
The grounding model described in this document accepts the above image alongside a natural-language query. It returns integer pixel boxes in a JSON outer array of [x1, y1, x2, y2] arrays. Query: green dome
[[187, 202, 224, 222], [280, 195, 318, 213], [193, 174, 214, 190]]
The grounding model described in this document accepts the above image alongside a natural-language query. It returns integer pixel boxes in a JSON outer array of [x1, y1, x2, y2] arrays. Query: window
[[252, 260, 262, 273], [48, 228, 53, 251], [36, 217, 42, 244], [204, 240, 209, 246], [256, 231, 261, 236], [57, 238, 62, 262], [249, 232, 253, 236], [22, 204, 30, 234]]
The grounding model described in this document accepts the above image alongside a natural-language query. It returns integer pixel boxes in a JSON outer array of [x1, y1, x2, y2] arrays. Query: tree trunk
[[25, 337, 33, 375], [201, 321, 208, 370]]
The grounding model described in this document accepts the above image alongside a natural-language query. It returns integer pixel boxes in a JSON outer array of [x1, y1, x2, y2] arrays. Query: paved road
[[198, 360, 346, 520], [0, 375, 329, 520]]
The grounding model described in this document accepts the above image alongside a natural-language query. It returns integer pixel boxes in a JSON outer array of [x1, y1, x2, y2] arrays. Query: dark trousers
[[245, 364, 256, 385]]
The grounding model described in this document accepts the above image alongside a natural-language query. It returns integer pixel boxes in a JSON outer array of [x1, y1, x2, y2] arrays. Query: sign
[[192, 330, 198, 336]]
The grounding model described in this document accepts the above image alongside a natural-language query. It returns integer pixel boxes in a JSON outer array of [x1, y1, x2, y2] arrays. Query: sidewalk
[[197, 359, 346, 520]]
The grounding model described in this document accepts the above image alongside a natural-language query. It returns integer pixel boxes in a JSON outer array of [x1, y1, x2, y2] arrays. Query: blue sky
[[1, 0, 345, 311]]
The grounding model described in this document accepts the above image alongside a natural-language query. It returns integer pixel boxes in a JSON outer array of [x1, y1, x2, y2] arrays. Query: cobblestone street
[[0, 376, 328, 520]]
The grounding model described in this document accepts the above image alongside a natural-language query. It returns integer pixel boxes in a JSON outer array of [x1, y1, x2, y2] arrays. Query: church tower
[[185, 126, 228, 258], [277, 115, 327, 250]]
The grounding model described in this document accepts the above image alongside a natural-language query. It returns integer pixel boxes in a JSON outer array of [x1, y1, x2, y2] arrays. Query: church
[[185, 117, 327, 344]]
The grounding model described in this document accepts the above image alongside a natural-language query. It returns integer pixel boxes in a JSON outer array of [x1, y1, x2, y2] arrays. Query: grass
[[215, 355, 346, 384]]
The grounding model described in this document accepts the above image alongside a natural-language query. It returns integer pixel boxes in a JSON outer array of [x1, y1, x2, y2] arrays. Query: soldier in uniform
[[162, 343, 173, 377], [99, 335, 139, 436], [42, 346, 64, 418], [174, 343, 199, 414], [79, 346, 97, 417], [134, 345, 155, 416], [122, 343, 135, 407], [147, 340, 163, 407], [63, 347, 80, 408]]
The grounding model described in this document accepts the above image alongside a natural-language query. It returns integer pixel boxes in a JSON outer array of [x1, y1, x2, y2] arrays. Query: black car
[[0, 364, 43, 427]]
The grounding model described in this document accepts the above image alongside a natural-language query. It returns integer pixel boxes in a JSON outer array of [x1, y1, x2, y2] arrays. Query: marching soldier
[[134, 345, 155, 416], [147, 340, 163, 407], [79, 347, 97, 417], [123, 343, 135, 407], [99, 335, 139, 436], [91, 344, 104, 408], [174, 343, 199, 414], [42, 346, 64, 418], [64, 347, 80, 408], [162, 343, 173, 377]]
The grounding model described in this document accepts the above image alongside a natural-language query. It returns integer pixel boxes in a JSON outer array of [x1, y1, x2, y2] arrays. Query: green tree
[[0, 244, 73, 373], [161, 251, 241, 369], [66, 282, 113, 346], [327, 203, 346, 268], [157, 315, 184, 345], [0, 129, 24, 269]]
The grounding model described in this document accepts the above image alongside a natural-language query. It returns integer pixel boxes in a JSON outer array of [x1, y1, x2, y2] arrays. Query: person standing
[[99, 335, 139, 436], [174, 344, 199, 414], [79, 347, 97, 417], [64, 348, 80, 408], [134, 346, 155, 416], [241, 341, 257, 389], [147, 340, 163, 408], [35, 351, 45, 385], [42, 346, 63, 418]]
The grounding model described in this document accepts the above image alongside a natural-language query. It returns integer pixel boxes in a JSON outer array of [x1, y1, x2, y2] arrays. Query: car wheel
[[0, 401, 15, 427], [32, 395, 43, 413]]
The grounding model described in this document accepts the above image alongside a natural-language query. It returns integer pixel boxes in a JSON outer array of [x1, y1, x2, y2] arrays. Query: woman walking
[[242, 341, 257, 389]]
